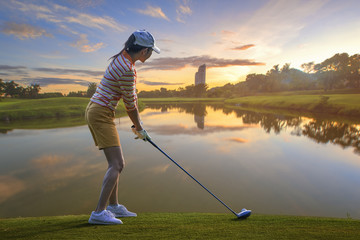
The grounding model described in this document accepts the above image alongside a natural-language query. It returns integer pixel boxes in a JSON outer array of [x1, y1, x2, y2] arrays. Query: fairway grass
[[225, 94, 360, 117], [0, 98, 91, 120], [1, 213, 359, 240], [0, 97, 133, 122]]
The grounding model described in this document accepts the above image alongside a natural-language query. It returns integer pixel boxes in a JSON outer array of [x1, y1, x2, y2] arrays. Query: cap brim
[[152, 45, 160, 54]]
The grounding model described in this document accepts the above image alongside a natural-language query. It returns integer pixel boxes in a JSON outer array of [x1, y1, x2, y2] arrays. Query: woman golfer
[[85, 30, 160, 224]]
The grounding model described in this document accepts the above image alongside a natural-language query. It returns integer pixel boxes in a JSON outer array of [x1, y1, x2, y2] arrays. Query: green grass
[[0, 97, 133, 121], [225, 94, 360, 117], [1, 213, 359, 240], [0, 98, 91, 120]]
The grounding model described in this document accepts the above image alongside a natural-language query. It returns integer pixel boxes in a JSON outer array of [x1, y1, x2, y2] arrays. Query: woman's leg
[[109, 181, 119, 206], [95, 146, 125, 212]]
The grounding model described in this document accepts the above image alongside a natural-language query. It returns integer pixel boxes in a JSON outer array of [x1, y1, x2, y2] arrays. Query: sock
[[109, 204, 119, 207], [93, 210, 105, 215]]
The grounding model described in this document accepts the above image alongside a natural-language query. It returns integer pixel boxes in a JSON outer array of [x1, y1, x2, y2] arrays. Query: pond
[[0, 103, 359, 219]]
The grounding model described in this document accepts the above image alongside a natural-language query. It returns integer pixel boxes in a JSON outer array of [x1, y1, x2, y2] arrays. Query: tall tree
[[281, 63, 291, 73], [314, 53, 349, 90], [266, 65, 285, 92], [28, 84, 41, 98], [347, 54, 360, 88], [4, 81, 21, 97], [301, 62, 315, 74], [194, 83, 208, 97], [86, 82, 97, 97], [0, 79, 4, 96], [245, 73, 267, 92], [184, 84, 195, 97]]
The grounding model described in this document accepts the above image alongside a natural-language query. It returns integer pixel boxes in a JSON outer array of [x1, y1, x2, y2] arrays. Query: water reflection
[[302, 121, 360, 155], [0, 116, 86, 134], [146, 103, 360, 155], [0, 103, 359, 219]]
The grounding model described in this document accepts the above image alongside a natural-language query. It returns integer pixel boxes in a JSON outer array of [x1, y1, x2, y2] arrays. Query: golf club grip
[[146, 138, 238, 216]]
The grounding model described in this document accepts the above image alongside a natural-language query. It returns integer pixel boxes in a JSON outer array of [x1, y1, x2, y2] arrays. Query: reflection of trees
[[227, 108, 302, 134], [193, 104, 206, 129], [146, 103, 209, 129], [146, 103, 209, 117], [302, 121, 360, 155], [0, 129, 11, 134], [227, 108, 360, 155], [147, 103, 360, 155]]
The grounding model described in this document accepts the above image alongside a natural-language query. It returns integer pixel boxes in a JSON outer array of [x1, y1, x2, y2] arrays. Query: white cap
[[133, 30, 160, 54]]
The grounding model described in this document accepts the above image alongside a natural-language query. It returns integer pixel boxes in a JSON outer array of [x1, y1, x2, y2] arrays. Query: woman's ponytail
[[109, 34, 148, 61]]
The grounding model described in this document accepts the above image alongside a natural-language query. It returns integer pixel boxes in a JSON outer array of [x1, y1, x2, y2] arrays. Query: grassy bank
[[0, 98, 90, 121], [1, 213, 359, 239], [225, 94, 360, 117], [0, 97, 135, 121]]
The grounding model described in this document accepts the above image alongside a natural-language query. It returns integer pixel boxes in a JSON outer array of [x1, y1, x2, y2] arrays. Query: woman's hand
[[131, 125, 151, 141]]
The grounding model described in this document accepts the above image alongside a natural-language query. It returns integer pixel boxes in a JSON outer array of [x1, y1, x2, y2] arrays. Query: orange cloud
[[221, 30, 237, 37], [1, 22, 53, 40], [176, 0, 192, 23], [70, 33, 104, 52], [135, 5, 170, 21]]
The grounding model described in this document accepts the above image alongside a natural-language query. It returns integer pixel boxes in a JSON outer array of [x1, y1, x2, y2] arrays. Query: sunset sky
[[0, 0, 359, 93]]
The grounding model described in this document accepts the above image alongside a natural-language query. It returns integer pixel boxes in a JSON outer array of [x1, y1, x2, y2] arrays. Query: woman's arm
[[127, 107, 142, 131]]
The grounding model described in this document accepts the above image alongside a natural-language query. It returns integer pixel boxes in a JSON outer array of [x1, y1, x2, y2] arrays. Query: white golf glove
[[131, 126, 151, 141]]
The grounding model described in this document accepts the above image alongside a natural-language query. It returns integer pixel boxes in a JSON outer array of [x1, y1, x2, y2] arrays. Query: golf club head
[[236, 208, 251, 219]]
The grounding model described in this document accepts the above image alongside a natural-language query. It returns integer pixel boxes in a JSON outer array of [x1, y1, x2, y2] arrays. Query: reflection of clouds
[[148, 123, 256, 136], [0, 129, 43, 137], [0, 153, 105, 200], [0, 175, 25, 204], [216, 145, 232, 154], [334, 153, 360, 168], [215, 137, 249, 153], [32, 154, 70, 166], [86, 145, 103, 156], [142, 111, 171, 117], [145, 164, 171, 174], [31, 154, 104, 182], [225, 137, 249, 143]]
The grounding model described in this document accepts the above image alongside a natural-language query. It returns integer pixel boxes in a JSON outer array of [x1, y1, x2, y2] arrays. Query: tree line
[[0, 80, 97, 99], [138, 52, 360, 98], [0, 80, 43, 98]]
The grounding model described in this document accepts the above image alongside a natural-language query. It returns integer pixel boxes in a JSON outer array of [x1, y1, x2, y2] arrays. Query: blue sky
[[0, 0, 359, 93]]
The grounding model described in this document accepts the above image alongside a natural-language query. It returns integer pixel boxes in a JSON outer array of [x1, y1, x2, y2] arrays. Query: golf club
[[146, 137, 251, 219]]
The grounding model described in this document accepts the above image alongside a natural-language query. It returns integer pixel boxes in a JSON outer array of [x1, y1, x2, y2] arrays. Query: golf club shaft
[[147, 138, 238, 217]]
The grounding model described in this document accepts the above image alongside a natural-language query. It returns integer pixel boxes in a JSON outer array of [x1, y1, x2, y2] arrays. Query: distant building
[[194, 114, 204, 129], [195, 64, 206, 85]]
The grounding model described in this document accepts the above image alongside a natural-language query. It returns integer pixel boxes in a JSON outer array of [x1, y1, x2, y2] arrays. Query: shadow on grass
[[3, 218, 94, 239]]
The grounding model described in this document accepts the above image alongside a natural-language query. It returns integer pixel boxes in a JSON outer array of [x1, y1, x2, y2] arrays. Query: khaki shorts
[[85, 101, 120, 149]]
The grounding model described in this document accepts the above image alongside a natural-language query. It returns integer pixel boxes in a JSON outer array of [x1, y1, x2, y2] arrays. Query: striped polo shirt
[[91, 51, 137, 112]]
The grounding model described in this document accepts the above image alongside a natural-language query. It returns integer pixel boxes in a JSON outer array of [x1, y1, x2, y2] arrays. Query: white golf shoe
[[88, 210, 123, 225], [106, 204, 137, 218]]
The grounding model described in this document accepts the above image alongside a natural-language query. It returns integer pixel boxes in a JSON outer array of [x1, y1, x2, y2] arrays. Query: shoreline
[[1, 94, 360, 123]]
